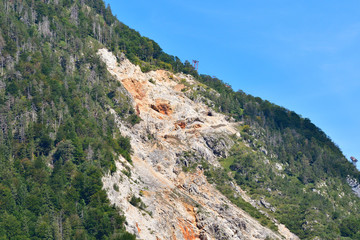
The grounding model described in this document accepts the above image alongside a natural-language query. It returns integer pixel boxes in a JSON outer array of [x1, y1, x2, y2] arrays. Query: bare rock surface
[[99, 48, 298, 240], [347, 176, 360, 198]]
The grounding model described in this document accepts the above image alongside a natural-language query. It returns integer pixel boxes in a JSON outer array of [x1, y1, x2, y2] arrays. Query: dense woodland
[[1, 0, 360, 239], [194, 75, 360, 239], [0, 0, 137, 239]]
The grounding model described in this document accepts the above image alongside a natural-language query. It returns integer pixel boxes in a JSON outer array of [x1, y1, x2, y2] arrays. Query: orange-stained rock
[[122, 78, 147, 100], [99, 48, 299, 240], [151, 102, 173, 115], [175, 121, 187, 129], [141, 190, 151, 197], [178, 219, 197, 240], [136, 222, 141, 234], [136, 104, 141, 115], [174, 84, 186, 92]]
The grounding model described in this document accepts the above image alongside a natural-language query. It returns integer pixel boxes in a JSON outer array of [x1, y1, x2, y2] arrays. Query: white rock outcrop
[[99, 48, 298, 240]]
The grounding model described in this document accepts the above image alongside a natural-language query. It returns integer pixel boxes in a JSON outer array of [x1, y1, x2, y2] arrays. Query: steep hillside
[[193, 76, 360, 239], [98, 48, 297, 239], [0, 0, 138, 239], [97, 46, 360, 239], [1, 0, 360, 239]]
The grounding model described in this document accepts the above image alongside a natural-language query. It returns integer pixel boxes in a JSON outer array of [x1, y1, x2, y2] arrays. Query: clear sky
[[104, 0, 360, 167]]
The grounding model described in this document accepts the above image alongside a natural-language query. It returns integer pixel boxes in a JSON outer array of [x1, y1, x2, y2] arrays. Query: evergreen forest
[[0, 0, 360, 239]]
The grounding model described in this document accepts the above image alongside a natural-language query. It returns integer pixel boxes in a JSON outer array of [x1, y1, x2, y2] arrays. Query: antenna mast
[[192, 60, 199, 71]]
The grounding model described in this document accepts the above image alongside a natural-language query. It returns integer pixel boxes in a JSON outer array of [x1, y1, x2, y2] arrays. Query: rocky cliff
[[98, 49, 298, 240], [347, 176, 360, 198]]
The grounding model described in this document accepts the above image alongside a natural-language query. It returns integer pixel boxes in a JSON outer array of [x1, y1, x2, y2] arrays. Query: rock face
[[99, 49, 298, 240], [347, 176, 360, 198]]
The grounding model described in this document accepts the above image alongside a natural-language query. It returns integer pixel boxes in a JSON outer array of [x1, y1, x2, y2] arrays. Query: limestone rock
[[98, 48, 298, 240], [347, 176, 360, 198]]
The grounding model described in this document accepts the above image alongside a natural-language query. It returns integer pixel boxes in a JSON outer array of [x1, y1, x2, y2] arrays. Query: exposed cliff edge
[[98, 48, 298, 240], [347, 176, 360, 198]]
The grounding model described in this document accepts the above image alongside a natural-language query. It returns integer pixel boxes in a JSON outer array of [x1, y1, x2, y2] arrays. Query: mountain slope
[[1, 0, 360, 239], [194, 75, 360, 239], [98, 48, 297, 239], [0, 0, 137, 239]]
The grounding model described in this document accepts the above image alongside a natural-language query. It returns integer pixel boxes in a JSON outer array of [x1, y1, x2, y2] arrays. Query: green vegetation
[[0, 0, 138, 238], [201, 161, 278, 231], [129, 195, 146, 210], [340, 216, 360, 239], [178, 150, 277, 231], [148, 78, 156, 84], [193, 76, 360, 238], [1, 0, 360, 239]]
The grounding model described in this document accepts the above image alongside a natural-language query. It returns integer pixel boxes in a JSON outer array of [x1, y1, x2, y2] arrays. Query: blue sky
[[104, 0, 360, 167]]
